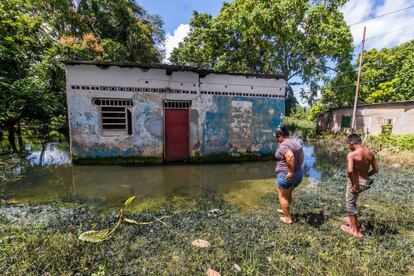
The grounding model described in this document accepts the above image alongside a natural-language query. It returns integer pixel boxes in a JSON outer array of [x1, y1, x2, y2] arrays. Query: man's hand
[[351, 184, 358, 193], [287, 171, 293, 182]]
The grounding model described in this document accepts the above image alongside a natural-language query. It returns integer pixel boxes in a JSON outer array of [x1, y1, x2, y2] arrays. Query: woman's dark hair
[[275, 125, 289, 137]]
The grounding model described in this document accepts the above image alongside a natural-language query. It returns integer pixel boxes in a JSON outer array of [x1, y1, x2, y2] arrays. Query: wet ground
[[3, 140, 330, 209]]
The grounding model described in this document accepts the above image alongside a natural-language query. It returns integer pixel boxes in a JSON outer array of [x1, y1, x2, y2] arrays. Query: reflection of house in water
[[65, 61, 286, 163], [317, 101, 414, 135]]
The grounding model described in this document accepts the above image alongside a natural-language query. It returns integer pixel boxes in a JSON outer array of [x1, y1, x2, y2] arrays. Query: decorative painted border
[[70, 85, 285, 99]]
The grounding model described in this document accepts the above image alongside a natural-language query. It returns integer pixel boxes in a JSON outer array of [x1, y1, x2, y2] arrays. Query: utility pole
[[351, 26, 366, 132]]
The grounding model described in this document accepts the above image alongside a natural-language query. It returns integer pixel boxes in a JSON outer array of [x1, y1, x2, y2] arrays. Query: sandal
[[342, 217, 363, 231], [341, 224, 365, 239]]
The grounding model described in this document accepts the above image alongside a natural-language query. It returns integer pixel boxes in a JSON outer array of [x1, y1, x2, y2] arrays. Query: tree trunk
[[16, 121, 24, 152], [7, 124, 17, 152], [39, 142, 47, 166]]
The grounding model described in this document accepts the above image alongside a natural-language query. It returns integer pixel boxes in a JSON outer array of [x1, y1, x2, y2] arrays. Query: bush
[[283, 117, 316, 140], [369, 134, 414, 151]]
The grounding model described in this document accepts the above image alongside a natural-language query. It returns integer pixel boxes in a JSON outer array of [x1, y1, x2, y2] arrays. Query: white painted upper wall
[[65, 64, 285, 96]]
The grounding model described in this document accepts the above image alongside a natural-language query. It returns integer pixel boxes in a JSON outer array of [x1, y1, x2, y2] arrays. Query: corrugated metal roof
[[64, 60, 285, 79]]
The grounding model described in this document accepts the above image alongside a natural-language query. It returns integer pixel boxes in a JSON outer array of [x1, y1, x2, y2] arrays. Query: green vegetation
[[190, 152, 275, 164], [316, 132, 414, 168], [1, 162, 413, 274], [73, 156, 164, 166], [368, 134, 414, 152], [283, 106, 317, 140], [79, 196, 140, 243], [170, 0, 353, 111], [0, 0, 165, 152], [317, 132, 414, 152], [283, 117, 316, 140], [321, 40, 414, 109]]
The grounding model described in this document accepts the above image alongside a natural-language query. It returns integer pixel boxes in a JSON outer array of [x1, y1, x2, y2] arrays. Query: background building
[[317, 101, 414, 135], [65, 61, 285, 163]]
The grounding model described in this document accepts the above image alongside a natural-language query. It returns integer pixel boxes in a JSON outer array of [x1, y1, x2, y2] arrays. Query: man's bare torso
[[347, 147, 374, 180]]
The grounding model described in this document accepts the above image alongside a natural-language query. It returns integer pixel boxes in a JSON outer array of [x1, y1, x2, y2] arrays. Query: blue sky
[[136, 0, 226, 34], [137, 0, 414, 60]]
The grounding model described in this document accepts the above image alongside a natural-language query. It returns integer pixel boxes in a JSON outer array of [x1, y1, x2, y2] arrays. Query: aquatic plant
[[1, 144, 414, 274], [79, 196, 139, 243]]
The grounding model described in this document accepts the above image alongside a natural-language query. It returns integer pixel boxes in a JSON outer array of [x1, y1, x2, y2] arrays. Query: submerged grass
[[1, 162, 414, 275]]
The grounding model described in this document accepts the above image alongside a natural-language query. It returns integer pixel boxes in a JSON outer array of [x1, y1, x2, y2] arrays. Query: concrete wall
[[317, 102, 414, 135], [65, 64, 285, 161]]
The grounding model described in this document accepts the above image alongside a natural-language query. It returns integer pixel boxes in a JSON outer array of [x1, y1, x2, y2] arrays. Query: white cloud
[[342, 0, 414, 51], [164, 24, 190, 62]]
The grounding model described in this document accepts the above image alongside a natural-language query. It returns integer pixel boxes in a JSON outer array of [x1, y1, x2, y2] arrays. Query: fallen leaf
[[124, 218, 139, 224], [79, 229, 111, 243], [191, 239, 211, 248]]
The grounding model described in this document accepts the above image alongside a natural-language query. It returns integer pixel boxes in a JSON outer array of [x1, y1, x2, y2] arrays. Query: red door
[[165, 109, 189, 161]]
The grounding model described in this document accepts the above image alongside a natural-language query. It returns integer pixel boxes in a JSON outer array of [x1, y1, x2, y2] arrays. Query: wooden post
[[351, 26, 366, 132]]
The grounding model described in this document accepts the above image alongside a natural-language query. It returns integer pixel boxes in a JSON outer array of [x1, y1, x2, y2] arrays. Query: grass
[[316, 132, 414, 167], [1, 160, 413, 275]]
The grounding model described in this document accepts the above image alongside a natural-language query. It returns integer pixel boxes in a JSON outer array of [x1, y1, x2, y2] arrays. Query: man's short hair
[[275, 125, 289, 137], [347, 134, 362, 144]]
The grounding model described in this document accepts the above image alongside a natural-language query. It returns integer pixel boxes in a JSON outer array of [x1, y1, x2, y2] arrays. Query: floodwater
[[3, 140, 333, 209]]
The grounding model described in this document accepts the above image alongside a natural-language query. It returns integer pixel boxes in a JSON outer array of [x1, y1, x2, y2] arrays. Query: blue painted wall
[[201, 96, 284, 156]]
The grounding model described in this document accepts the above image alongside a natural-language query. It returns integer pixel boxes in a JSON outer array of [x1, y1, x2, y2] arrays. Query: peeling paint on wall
[[230, 101, 253, 152], [65, 64, 286, 161]]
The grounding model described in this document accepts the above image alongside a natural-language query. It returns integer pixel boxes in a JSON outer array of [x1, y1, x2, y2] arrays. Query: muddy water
[[4, 142, 329, 209]]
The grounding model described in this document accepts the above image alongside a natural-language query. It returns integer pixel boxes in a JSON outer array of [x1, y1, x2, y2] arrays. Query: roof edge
[[64, 60, 285, 79], [328, 100, 414, 111]]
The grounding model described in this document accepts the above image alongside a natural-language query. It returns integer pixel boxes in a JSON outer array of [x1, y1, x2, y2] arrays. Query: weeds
[[1, 162, 413, 275], [1, 138, 413, 274], [78, 196, 139, 243]]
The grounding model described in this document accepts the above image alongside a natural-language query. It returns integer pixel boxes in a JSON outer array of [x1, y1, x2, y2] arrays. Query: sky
[[137, 0, 414, 60], [136, 0, 414, 104], [136, 0, 227, 59]]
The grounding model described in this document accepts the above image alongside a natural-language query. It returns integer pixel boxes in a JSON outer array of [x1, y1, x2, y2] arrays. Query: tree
[[38, 0, 165, 63], [360, 41, 414, 103], [170, 0, 354, 106], [0, 0, 47, 151], [0, 0, 166, 152], [321, 40, 414, 108]]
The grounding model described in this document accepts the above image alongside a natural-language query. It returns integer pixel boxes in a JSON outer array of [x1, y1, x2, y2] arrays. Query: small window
[[94, 98, 133, 136], [164, 100, 191, 109], [341, 116, 351, 128], [385, 118, 394, 125]]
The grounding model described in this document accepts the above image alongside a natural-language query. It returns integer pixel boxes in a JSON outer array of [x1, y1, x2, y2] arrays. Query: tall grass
[[1, 165, 413, 275]]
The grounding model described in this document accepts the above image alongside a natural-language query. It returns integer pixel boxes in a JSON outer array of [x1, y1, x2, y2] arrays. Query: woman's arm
[[284, 150, 295, 181]]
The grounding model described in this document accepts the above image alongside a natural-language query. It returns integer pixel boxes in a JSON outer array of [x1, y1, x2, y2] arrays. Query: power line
[[329, 70, 414, 89], [365, 23, 414, 41], [293, 71, 414, 93], [349, 4, 414, 26]]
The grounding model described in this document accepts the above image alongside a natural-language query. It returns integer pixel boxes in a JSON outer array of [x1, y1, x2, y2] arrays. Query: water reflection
[[26, 143, 71, 166], [5, 141, 331, 207]]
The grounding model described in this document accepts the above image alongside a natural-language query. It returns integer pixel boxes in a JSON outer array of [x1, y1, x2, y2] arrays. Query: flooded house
[[65, 61, 286, 164], [317, 101, 414, 135]]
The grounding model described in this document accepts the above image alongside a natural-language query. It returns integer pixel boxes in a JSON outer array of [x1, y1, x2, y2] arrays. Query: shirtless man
[[341, 134, 379, 238]]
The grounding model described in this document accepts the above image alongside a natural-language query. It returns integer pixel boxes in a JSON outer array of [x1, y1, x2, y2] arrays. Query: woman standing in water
[[275, 126, 304, 224]]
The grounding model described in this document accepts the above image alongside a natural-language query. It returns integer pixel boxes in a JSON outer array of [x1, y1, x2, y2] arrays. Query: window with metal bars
[[94, 98, 133, 136], [163, 101, 191, 109]]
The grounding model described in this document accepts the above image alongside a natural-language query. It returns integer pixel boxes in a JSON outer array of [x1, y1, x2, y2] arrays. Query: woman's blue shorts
[[277, 171, 303, 189]]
